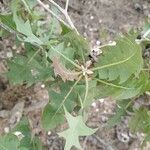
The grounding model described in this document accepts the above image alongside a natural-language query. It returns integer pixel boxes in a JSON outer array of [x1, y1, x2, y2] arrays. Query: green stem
[[0, 144, 7, 150], [95, 78, 132, 90], [78, 94, 83, 110], [142, 68, 150, 71], [51, 75, 83, 120], [27, 49, 41, 64], [92, 52, 135, 71], [83, 74, 89, 106], [125, 98, 135, 110], [50, 46, 81, 69]]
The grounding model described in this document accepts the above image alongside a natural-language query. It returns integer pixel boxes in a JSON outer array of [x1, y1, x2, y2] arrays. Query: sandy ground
[[0, 0, 150, 149]]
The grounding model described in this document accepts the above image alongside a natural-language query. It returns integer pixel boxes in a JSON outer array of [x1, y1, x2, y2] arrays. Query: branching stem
[[65, 0, 69, 11], [50, 46, 82, 69], [37, 0, 70, 28], [38, 0, 78, 34], [48, 0, 78, 33]]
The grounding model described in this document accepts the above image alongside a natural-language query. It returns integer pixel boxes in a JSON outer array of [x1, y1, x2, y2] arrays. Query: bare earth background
[[0, 0, 150, 150]]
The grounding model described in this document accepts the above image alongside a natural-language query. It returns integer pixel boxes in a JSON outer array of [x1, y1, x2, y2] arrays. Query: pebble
[[91, 102, 97, 107], [96, 40, 101, 45], [6, 51, 13, 58], [13, 131, 24, 140], [41, 84, 45, 88], [89, 28, 93, 32], [48, 131, 51, 135], [4, 127, 10, 133], [101, 116, 108, 122], [90, 16, 94, 20], [12, 45, 17, 50], [134, 3, 143, 12], [99, 98, 104, 103], [95, 108, 99, 112]]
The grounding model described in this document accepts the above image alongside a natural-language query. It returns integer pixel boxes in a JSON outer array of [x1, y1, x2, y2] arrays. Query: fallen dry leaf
[[52, 57, 78, 82], [9, 101, 24, 129], [0, 110, 10, 118]]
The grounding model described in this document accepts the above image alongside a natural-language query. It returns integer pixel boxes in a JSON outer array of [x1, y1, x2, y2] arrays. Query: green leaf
[[142, 134, 150, 149], [48, 42, 76, 69], [11, 0, 43, 45], [7, 50, 53, 86], [142, 20, 150, 38], [12, 118, 31, 149], [26, 0, 37, 9], [107, 108, 126, 128], [107, 99, 131, 128], [7, 55, 34, 85], [0, 14, 16, 31], [30, 137, 43, 150], [94, 34, 143, 83], [95, 72, 149, 100], [61, 31, 90, 62], [60, 23, 72, 35], [49, 17, 61, 35], [11, 118, 43, 150], [42, 81, 78, 130], [13, 17, 43, 45], [129, 107, 150, 133], [19, 148, 28, 150], [75, 80, 98, 108], [58, 109, 97, 150], [42, 103, 65, 130], [0, 134, 19, 150]]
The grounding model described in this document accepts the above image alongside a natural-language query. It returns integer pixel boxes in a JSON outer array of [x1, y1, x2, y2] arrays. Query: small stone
[[134, 3, 143, 12], [13, 131, 24, 140], [99, 98, 104, 103], [109, 41, 116, 46], [101, 116, 108, 122], [45, 4, 49, 9], [89, 28, 93, 32], [48, 131, 51, 135], [142, 4, 147, 10], [41, 84, 45, 88], [96, 40, 101, 45], [6, 52, 13, 58], [21, 43, 24, 47], [103, 110, 107, 114], [4, 127, 10, 133], [12, 45, 17, 50], [96, 108, 99, 112], [83, 32, 87, 37], [84, 24, 88, 29], [90, 16, 94, 20], [67, 42, 71, 47], [91, 102, 96, 108]]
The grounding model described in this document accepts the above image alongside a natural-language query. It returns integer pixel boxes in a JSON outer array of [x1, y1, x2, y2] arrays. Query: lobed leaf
[[7, 50, 53, 86], [129, 107, 150, 133], [42, 81, 78, 130], [10, 0, 43, 45], [58, 108, 97, 150], [94, 34, 143, 83], [95, 72, 149, 101]]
